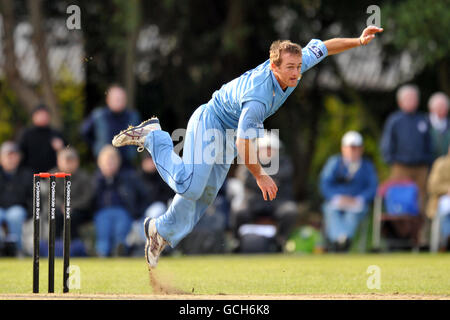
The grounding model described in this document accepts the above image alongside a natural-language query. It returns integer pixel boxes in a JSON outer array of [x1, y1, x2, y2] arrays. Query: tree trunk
[[438, 59, 450, 96], [0, 0, 41, 114], [28, 0, 62, 128], [124, 0, 141, 110]]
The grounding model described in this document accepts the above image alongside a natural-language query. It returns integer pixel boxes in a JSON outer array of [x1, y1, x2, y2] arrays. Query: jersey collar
[[270, 70, 287, 96]]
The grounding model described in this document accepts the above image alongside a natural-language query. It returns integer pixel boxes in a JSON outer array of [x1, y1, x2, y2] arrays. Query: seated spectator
[[81, 84, 140, 168], [428, 92, 450, 160], [50, 147, 93, 256], [18, 104, 66, 173], [380, 84, 433, 214], [0, 141, 32, 256], [426, 145, 450, 250], [231, 132, 298, 251], [320, 131, 378, 252], [92, 145, 148, 256]]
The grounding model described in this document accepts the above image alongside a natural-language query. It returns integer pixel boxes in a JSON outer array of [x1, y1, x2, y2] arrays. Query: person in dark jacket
[[380, 84, 433, 212], [320, 131, 378, 251], [81, 84, 140, 167], [92, 145, 149, 256], [18, 104, 66, 173], [0, 141, 32, 255], [49, 147, 93, 256]]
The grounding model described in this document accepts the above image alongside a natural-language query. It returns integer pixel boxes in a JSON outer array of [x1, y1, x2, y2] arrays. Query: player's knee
[[182, 184, 205, 201]]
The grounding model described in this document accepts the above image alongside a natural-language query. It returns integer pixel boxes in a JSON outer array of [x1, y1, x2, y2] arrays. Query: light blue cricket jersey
[[206, 39, 328, 137]]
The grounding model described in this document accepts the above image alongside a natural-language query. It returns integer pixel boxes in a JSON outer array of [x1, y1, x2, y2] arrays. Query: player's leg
[[112, 104, 228, 201], [144, 105, 222, 200], [157, 162, 231, 247], [144, 162, 230, 267]]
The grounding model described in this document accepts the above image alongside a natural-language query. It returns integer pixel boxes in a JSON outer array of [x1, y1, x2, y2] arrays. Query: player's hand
[[359, 26, 383, 45], [256, 174, 278, 201]]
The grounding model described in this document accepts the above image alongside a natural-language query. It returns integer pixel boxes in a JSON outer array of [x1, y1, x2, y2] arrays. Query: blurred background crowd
[[0, 0, 449, 257]]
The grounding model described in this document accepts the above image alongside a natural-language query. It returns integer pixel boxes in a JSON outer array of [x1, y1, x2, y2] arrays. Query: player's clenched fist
[[256, 175, 278, 201]]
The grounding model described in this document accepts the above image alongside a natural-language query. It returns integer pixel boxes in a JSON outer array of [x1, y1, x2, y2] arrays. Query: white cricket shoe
[[144, 217, 167, 269], [112, 117, 161, 152]]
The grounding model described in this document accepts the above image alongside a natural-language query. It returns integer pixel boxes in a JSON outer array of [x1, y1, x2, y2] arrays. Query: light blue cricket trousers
[[144, 104, 235, 247]]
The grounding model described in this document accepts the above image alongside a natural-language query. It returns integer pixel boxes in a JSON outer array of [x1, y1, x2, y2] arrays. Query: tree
[[0, 0, 62, 128], [383, 0, 450, 95]]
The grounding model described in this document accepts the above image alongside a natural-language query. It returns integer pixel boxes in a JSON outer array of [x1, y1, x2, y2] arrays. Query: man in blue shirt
[[320, 131, 378, 251], [81, 84, 141, 168], [113, 26, 383, 268]]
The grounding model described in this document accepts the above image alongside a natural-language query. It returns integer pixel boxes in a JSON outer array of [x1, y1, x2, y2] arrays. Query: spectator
[[18, 104, 66, 173], [231, 132, 298, 250], [49, 147, 93, 256], [426, 145, 450, 250], [320, 131, 378, 252], [81, 84, 140, 167], [428, 92, 450, 160], [92, 145, 148, 256], [380, 84, 433, 212], [0, 141, 32, 256]]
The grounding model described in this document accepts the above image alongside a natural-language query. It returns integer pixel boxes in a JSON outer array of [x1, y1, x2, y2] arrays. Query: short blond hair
[[270, 40, 302, 66]]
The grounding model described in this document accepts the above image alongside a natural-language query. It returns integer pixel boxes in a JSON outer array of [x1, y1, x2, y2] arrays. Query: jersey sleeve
[[237, 100, 266, 140], [301, 39, 328, 74]]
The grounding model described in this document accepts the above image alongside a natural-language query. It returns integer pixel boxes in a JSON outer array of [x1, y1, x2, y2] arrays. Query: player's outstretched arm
[[324, 26, 383, 55]]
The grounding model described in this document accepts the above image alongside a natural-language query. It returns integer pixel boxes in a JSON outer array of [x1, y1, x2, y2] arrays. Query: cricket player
[[113, 26, 383, 268]]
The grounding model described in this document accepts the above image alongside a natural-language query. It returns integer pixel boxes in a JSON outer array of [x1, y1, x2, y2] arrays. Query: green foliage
[[0, 67, 88, 168], [383, 0, 450, 65], [53, 67, 88, 167], [0, 81, 28, 143]]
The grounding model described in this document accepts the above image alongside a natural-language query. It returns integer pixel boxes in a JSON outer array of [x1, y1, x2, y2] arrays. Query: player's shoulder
[[241, 60, 274, 102], [243, 60, 272, 84], [302, 39, 327, 57]]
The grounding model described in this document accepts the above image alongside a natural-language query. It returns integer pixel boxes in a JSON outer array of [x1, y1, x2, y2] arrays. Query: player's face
[[272, 52, 302, 89]]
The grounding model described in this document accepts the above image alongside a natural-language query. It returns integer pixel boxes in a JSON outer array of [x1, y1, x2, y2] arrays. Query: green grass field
[[1, 253, 449, 298]]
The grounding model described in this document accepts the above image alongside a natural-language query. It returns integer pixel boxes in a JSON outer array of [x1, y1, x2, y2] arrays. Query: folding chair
[[430, 212, 440, 252], [372, 179, 422, 251]]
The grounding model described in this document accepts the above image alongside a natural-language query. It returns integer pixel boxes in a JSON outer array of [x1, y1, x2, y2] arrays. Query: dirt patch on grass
[[148, 267, 186, 295], [1, 293, 449, 300]]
